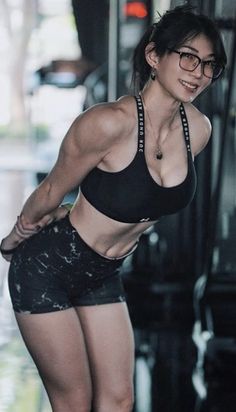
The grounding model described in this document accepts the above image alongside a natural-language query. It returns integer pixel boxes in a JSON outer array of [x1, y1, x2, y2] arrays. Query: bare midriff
[[69, 193, 156, 259]]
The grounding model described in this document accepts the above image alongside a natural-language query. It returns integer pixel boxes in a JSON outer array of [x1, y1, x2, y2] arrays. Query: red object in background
[[124, 2, 148, 19]]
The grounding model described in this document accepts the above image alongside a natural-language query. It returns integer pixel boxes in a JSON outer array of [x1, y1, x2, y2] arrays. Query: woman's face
[[155, 34, 214, 103]]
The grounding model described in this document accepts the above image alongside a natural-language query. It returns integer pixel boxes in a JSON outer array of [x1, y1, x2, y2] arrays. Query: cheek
[[157, 62, 179, 83]]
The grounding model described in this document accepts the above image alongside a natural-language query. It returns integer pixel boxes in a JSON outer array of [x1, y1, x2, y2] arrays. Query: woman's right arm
[[0, 104, 119, 258]]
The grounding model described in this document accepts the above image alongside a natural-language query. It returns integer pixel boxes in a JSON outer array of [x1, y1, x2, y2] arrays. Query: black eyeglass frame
[[168, 48, 224, 80]]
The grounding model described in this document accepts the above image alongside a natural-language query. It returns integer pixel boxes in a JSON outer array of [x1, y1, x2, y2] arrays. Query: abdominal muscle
[[69, 193, 155, 259]]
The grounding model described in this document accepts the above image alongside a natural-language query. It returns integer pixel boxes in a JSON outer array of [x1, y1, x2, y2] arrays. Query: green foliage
[[33, 124, 49, 142]]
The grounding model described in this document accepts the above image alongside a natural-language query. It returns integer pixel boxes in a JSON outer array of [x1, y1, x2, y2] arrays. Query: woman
[[0, 5, 227, 412]]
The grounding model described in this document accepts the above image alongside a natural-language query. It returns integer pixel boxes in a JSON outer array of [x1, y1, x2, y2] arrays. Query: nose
[[192, 62, 203, 78]]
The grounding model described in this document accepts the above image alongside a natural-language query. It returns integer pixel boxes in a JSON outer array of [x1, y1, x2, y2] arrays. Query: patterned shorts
[[8, 214, 132, 314]]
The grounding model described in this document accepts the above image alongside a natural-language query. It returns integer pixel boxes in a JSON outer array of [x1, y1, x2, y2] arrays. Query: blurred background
[[0, 0, 235, 411]]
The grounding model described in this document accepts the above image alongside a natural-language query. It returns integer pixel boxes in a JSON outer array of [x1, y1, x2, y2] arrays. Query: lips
[[179, 79, 199, 91]]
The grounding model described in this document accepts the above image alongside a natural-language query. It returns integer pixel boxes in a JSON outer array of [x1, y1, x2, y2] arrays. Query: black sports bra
[[80, 95, 197, 223]]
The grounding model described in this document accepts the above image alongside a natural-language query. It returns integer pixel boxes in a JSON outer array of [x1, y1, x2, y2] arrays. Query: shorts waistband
[[65, 214, 138, 261]]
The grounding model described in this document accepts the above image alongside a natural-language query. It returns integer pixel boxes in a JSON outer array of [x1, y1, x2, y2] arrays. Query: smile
[[179, 79, 199, 91]]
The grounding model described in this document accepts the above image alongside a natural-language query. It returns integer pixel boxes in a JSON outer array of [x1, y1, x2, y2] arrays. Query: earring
[[150, 68, 156, 80]]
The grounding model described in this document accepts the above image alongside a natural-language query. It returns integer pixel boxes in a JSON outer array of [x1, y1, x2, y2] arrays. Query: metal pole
[[108, 0, 120, 102], [204, 20, 236, 281]]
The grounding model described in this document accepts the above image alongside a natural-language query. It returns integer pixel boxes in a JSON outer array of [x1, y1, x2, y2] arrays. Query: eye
[[181, 52, 196, 61], [204, 60, 216, 68]]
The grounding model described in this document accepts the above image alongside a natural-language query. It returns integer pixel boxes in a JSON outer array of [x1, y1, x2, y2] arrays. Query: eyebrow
[[180, 45, 215, 58]]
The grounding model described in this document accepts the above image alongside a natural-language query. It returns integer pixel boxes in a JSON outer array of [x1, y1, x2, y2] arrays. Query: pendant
[[156, 150, 163, 160]]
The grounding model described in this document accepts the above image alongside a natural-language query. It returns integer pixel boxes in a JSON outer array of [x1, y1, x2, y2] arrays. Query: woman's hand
[[33, 203, 73, 229], [0, 204, 73, 262], [17, 203, 72, 235], [0, 216, 38, 262], [0, 226, 23, 262]]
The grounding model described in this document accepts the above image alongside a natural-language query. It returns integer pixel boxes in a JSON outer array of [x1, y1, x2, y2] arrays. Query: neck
[[141, 84, 180, 131], [140, 84, 182, 161]]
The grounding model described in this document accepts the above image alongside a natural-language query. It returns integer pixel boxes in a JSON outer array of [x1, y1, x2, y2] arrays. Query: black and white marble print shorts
[[8, 214, 130, 314]]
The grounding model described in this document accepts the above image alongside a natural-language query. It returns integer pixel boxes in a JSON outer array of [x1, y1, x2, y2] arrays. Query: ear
[[145, 42, 159, 69]]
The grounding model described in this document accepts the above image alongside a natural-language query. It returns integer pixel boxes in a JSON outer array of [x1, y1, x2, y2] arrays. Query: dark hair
[[132, 5, 227, 91]]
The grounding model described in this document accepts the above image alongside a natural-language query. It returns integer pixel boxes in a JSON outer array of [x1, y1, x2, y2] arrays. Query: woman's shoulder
[[183, 103, 212, 156], [74, 95, 136, 145]]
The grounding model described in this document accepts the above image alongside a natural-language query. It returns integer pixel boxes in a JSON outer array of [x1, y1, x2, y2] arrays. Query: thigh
[[76, 302, 135, 396], [15, 308, 92, 405]]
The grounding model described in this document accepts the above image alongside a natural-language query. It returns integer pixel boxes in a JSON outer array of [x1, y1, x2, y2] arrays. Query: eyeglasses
[[168, 49, 224, 80]]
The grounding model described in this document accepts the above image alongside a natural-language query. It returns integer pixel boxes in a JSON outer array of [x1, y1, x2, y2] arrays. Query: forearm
[[21, 181, 64, 225]]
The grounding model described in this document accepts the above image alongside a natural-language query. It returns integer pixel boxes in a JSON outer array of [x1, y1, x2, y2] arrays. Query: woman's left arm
[[190, 111, 212, 157]]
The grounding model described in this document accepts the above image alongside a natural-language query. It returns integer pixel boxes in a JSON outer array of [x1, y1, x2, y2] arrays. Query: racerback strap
[[135, 95, 192, 156]]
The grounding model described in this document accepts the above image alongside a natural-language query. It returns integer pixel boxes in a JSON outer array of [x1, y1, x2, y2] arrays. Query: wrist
[[6, 225, 25, 245], [13, 224, 27, 240], [0, 244, 19, 255], [14, 216, 39, 238], [0, 235, 21, 254]]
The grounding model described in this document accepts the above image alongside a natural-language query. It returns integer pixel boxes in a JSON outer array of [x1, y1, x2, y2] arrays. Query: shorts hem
[[11, 296, 126, 314], [73, 296, 127, 307], [12, 305, 73, 315]]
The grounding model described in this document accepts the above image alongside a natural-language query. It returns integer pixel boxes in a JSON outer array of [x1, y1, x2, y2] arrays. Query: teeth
[[181, 80, 197, 90]]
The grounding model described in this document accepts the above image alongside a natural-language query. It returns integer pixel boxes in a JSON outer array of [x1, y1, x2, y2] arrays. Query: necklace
[[141, 94, 163, 160]]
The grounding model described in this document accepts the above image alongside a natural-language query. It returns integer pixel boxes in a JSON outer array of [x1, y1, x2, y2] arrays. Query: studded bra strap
[[179, 103, 192, 154], [135, 95, 192, 156], [135, 94, 145, 153]]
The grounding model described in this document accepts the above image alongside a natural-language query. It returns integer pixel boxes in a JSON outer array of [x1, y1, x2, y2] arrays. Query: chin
[[179, 95, 196, 104], [176, 89, 200, 103], [172, 94, 194, 105]]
